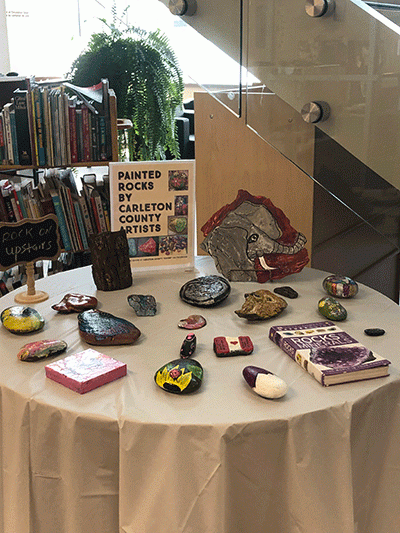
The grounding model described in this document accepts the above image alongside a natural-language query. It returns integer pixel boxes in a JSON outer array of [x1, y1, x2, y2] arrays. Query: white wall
[[0, 0, 10, 73]]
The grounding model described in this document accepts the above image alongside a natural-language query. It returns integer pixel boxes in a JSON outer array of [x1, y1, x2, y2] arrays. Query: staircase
[[159, 0, 400, 300]]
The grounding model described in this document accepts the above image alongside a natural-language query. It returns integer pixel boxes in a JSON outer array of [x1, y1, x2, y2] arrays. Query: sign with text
[[109, 160, 195, 268], [0, 214, 62, 270]]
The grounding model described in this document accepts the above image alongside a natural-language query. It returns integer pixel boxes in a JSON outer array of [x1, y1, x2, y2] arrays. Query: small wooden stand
[[14, 261, 49, 303]]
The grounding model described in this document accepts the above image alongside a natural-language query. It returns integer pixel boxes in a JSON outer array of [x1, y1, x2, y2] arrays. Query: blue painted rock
[[127, 294, 157, 316], [178, 314, 207, 330], [78, 309, 141, 345], [1, 306, 45, 334], [155, 358, 203, 394], [243, 366, 288, 399], [52, 293, 98, 313], [323, 275, 358, 298], [318, 297, 347, 321], [179, 275, 231, 307], [17, 339, 67, 361], [180, 333, 196, 358]]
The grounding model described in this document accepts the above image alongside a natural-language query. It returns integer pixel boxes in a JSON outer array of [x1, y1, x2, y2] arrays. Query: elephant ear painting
[[200, 190, 309, 282]]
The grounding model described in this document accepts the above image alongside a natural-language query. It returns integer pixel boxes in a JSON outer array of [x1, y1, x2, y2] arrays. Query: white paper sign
[[109, 160, 195, 269]]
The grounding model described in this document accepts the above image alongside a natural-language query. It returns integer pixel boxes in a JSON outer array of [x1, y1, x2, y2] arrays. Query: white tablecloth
[[1, 257, 399, 533]]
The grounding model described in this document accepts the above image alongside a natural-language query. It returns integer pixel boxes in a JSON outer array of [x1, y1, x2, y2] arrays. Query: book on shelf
[[49, 189, 72, 251], [13, 88, 33, 166], [269, 321, 391, 386], [45, 348, 127, 394]]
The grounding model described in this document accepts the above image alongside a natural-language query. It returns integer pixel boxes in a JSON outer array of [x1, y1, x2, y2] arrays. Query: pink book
[[45, 348, 127, 393]]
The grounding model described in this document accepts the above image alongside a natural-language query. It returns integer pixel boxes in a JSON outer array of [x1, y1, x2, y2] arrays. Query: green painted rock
[[155, 358, 203, 394], [318, 297, 347, 321], [1, 306, 45, 334]]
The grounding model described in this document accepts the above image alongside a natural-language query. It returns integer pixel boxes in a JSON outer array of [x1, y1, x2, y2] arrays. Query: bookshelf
[[0, 76, 118, 170]]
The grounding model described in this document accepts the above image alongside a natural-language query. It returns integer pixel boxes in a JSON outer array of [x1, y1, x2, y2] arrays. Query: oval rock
[[318, 297, 347, 321], [243, 366, 288, 399], [323, 275, 358, 298], [155, 358, 203, 394], [1, 306, 45, 334], [17, 339, 68, 361]]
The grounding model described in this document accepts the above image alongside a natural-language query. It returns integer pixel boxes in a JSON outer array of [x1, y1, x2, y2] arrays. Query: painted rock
[[323, 275, 358, 298], [127, 294, 157, 316], [214, 336, 254, 356], [364, 328, 385, 337], [178, 314, 207, 330], [17, 339, 67, 361], [52, 293, 98, 313], [168, 216, 187, 234], [78, 309, 141, 345], [243, 366, 288, 399], [180, 333, 196, 358], [235, 290, 287, 321], [318, 297, 347, 321], [1, 306, 45, 334], [274, 286, 298, 299], [128, 238, 137, 257], [155, 358, 203, 394], [139, 237, 157, 255], [180, 275, 231, 307]]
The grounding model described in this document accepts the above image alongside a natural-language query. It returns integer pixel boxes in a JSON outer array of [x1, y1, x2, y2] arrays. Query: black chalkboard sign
[[0, 214, 62, 270]]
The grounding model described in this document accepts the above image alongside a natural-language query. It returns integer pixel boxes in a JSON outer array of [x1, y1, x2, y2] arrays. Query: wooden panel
[[194, 92, 315, 259]]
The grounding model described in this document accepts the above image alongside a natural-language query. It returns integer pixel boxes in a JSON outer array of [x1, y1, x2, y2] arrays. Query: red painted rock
[[178, 315, 207, 330], [200, 189, 309, 282], [78, 309, 141, 346], [139, 238, 157, 255], [17, 339, 67, 361], [52, 293, 98, 313]]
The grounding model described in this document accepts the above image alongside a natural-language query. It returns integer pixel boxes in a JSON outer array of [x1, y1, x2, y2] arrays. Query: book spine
[[73, 201, 89, 250], [98, 115, 107, 161], [33, 88, 46, 166], [92, 192, 107, 232], [0, 115, 5, 164], [68, 105, 78, 163], [75, 108, 83, 162], [66, 188, 84, 250], [50, 192, 72, 251], [9, 191, 22, 221], [0, 186, 9, 221], [3, 105, 14, 164], [15, 187, 28, 218], [13, 89, 33, 165], [1, 188, 17, 221], [81, 106, 91, 162], [77, 195, 95, 236], [8, 105, 20, 165]]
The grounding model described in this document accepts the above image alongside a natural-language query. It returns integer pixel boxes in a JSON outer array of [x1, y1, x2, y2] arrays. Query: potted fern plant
[[68, 10, 184, 161]]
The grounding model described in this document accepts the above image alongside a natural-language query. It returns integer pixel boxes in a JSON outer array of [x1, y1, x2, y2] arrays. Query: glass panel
[[246, 0, 400, 191], [157, 0, 243, 116]]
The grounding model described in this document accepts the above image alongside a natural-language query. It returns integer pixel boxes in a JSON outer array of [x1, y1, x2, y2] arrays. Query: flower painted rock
[[318, 297, 347, 321], [243, 366, 288, 399], [127, 294, 157, 316], [1, 306, 45, 334], [78, 309, 141, 345], [180, 333, 196, 358], [155, 358, 203, 394], [17, 339, 67, 361], [178, 314, 207, 330], [180, 275, 231, 307], [168, 216, 187, 234], [235, 290, 287, 321], [323, 275, 358, 298], [52, 293, 98, 313]]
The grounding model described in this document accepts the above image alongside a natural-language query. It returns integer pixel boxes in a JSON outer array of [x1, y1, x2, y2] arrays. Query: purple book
[[269, 321, 390, 386]]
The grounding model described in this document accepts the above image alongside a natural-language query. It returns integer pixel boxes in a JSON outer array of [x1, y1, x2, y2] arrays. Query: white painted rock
[[243, 366, 288, 399]]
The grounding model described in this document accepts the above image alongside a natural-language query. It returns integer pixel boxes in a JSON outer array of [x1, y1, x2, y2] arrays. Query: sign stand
[[14, 261, 49, 303]]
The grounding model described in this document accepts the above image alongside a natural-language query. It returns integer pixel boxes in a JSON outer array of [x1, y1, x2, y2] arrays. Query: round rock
[[243, 366, 288, 399], [179, 275, 231, 307], [323, 275, 358, 298], [1, 306, 45, 334], [155, 358, 203, 394], [178, 314, 207, 330], [318, 297, 347, 321]]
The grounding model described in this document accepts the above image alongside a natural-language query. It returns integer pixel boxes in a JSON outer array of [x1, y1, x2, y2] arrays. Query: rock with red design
[[200, 189, 309, 282], [139, 238, 157, 255]]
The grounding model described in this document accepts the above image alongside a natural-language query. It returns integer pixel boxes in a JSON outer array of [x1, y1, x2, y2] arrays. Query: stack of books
[[0, 76, 116, 167]]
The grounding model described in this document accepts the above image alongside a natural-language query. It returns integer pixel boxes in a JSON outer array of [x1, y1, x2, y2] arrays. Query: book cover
[[269, 321, 391, 386], [13, 88, 33, 165], [45, 348, 127, 394], [33, 86, 46, 166], [8, 102, 20, 165], [68, 96, 78, 163], [2, 103, 14, 164]]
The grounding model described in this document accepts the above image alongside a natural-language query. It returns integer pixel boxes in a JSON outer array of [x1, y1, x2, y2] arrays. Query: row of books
[[0, 76, 116, 167], [0, 169, 111, 253]]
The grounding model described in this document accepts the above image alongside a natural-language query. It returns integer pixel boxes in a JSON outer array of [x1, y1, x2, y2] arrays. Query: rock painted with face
[[200, 189, 309, 282]]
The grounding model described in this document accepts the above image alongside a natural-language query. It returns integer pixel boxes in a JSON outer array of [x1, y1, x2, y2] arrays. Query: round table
[[1, 257, 399, 533]]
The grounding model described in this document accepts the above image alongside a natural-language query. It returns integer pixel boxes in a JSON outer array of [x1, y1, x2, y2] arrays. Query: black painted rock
[[1, 306, 45, 334], [178, 314, 207, 330], [243, 366, 288, 399], [180, 333, 196, 358], [155, 358, 203, 394], [274, 286, 298, 299], [364, 328, 385, 337], [17, 339, 67, 361], [179, 275, 231, 307], [52, 293, 98, 313], [127, 294, 157, 316], [78, 309, 141, 346]]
